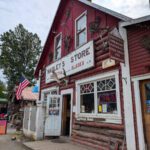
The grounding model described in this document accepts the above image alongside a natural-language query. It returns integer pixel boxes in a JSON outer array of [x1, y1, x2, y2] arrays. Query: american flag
[[16, 76, 30, 100]]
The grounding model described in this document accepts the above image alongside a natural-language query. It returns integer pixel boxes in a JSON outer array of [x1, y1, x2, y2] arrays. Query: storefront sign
[[46, 41, 94, 83], [0, 120, 7, 135]]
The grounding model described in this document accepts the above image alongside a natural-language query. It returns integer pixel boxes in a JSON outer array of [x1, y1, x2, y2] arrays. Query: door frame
[[60, 89, 73, 136], [132, 73, 150, 150]]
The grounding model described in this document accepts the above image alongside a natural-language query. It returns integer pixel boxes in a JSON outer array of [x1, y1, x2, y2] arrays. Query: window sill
[[76, 113, 122, 124]]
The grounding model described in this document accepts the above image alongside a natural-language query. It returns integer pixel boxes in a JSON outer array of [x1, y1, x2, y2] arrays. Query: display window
[[76, 71, 121, 123]]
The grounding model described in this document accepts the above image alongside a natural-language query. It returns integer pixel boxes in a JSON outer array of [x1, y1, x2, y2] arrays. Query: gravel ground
[[0, 125, 30, 150]]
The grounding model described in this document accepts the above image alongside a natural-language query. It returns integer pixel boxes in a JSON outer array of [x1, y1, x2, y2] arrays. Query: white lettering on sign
[[46, 41, 94, 83]]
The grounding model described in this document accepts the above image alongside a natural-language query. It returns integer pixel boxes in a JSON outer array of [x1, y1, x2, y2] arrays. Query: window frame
[[75, 11, 87, 49], [54, 33, 62, 61], [41, 86, 59, 102], [76, 70, 121, 124]]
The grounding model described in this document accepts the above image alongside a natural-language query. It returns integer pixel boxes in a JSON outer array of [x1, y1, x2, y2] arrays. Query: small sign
[[102, 58, 115, 69], [0, 120, 7, 135]]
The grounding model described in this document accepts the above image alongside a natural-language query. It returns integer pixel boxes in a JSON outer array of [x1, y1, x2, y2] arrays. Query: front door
[[45, 95, 62, 136], [140, 80, 150, 149], [61, 94, 71, 136]]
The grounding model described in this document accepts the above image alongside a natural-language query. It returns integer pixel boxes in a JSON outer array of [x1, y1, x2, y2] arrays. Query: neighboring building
[[21, 87, 38, 107], [120, 16, 150, 150], [34, 0, 134, 149], [9, 87, 38, 114]]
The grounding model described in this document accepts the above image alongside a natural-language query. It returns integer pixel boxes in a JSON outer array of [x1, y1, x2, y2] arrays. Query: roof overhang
[[120, 15, 150, 27], [79, 0, 131, 21]]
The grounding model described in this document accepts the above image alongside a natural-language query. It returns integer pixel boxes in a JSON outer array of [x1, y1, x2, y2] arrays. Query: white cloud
[[0, 0, 60, 45], [93, 0, 150, 18]]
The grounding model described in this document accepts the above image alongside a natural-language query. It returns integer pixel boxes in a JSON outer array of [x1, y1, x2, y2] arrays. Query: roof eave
[[120, 15, 150, 27], [79, 0, 131, 21]]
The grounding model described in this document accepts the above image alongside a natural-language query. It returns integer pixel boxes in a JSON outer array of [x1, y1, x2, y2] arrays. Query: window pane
[[77, 15, 86, 32], [97, 78, 116, 92], [80, 93, 94, 113], [55, 47, 61, 60], [97, 91, 117, 114], [80, 83, 94, 94], [77, 30, 86, 47], [44, 92, 50, 101], [55, 35, 61, 60], [51, 90, 58, 95], [56, 35, 61, 49]]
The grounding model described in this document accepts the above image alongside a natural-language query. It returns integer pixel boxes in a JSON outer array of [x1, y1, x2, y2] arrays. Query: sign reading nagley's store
[[46, 41, 94, 83]]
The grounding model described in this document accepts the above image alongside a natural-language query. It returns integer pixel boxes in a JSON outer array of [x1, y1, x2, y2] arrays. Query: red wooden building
[[121, 16, 150, 150], [34, 0, 132, 149]]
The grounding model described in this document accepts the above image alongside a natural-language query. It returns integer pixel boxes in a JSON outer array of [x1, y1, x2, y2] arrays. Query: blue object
[[32, 85, 39, 93], [146, 100, 150, 105]]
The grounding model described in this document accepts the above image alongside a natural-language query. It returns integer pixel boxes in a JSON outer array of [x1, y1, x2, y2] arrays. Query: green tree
[[0, 80, 6, 98], [0, 24, 42, 90]]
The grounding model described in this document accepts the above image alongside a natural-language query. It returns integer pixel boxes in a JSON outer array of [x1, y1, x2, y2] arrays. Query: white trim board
[[119, 26, 136, 150], [61, 89, 73, 136], [132, 74, 150, 150], [132, 73, 150, 81], [120, 15, 150, 27]]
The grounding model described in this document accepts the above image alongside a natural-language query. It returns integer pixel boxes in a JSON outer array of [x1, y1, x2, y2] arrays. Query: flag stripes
[[16, 76, 30, 100]]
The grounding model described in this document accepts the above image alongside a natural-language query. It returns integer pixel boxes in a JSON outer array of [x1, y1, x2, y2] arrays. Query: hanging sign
[[46, 41, 94, 83]]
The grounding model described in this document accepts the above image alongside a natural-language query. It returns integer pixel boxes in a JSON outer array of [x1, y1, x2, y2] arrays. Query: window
[[54, 33, 62, 61], [77, 71, 121, 121], [76, 12, 87, 48], [44, 92, 50, 101], [42, 88, 58, 101], [97, 78, 117, 114], [80, 83, 94, 113]]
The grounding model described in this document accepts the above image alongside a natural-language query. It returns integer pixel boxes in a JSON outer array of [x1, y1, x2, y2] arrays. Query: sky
[[0, 0, 150, 83]]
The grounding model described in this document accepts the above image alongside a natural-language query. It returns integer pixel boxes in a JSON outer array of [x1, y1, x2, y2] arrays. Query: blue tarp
[[32, 85, 39, 93]]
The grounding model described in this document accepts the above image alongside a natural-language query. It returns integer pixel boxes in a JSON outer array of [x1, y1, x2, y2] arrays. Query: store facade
[[121, 16, 150, 150], [34, 0, 133, 149]]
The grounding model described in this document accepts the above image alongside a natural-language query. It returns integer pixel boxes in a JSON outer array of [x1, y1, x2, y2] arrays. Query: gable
[[34, 0, 129, 77]]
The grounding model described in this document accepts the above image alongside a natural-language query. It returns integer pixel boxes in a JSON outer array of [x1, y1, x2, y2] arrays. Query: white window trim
[[132, 73, 150, 150], [75, 70, 122, 124], [54, 33, 62, 61], [41, 86, 59, 102], [75, 10, 87, 49]]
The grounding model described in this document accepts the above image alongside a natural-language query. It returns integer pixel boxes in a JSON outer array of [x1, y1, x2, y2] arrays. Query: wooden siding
[[38, 0, 126, 149], [127, 21, 150, 77]]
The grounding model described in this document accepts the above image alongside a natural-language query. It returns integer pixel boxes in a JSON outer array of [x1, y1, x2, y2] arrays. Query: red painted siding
[[127, 21, 150, 77], [127, 21, 150, 150], [37, 0, 120, 74]]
